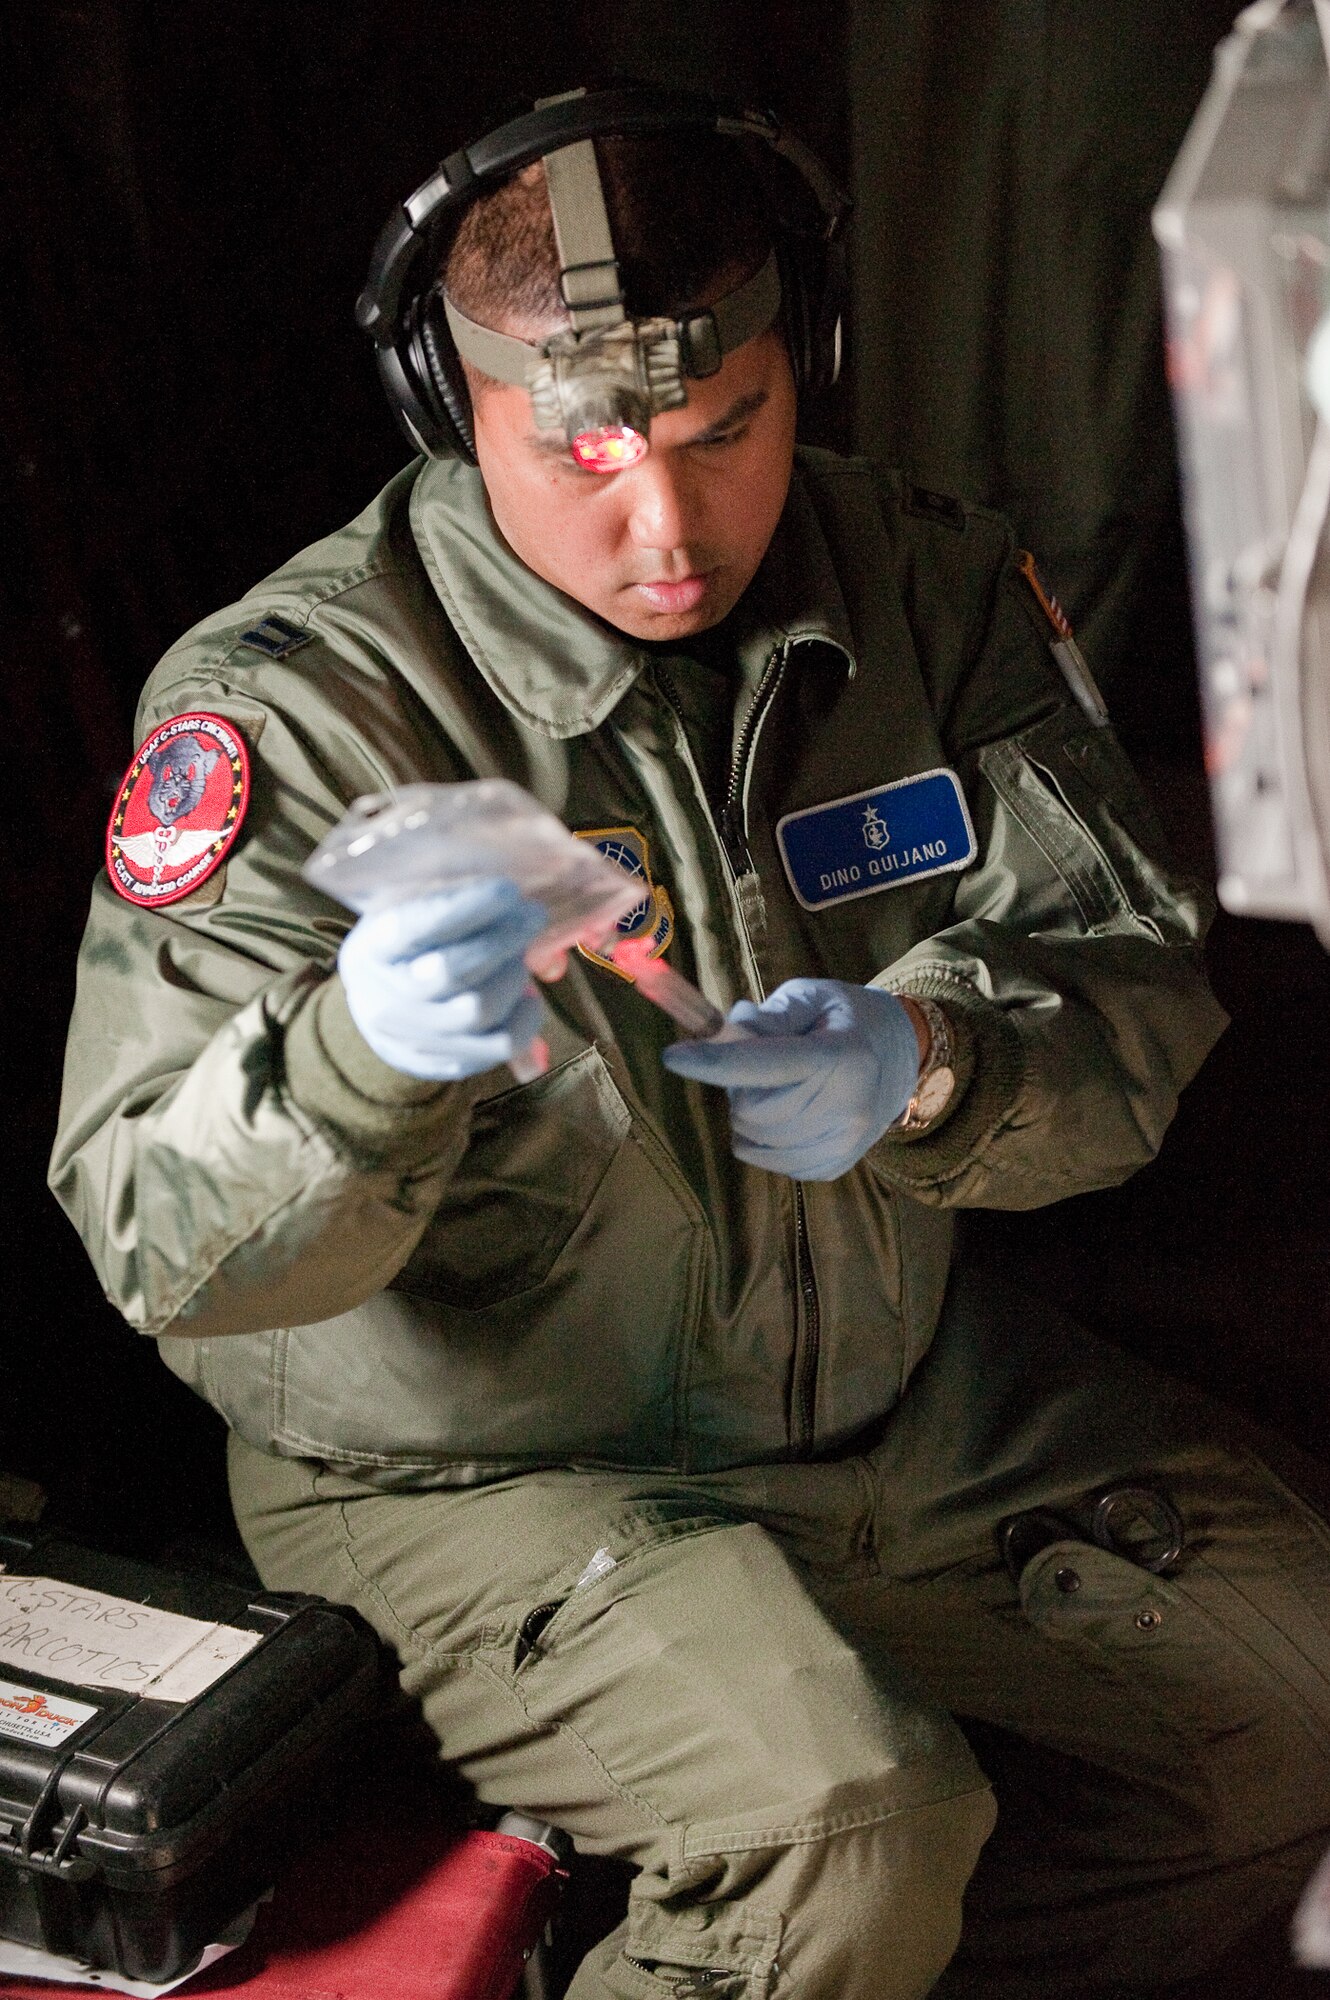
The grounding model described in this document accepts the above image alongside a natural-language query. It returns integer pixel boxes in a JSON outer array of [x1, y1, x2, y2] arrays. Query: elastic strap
[[443, 298, 541, 386], [543, 139, 626, 333], [708, 251, 782, 356], [443, 250, 782, 387]]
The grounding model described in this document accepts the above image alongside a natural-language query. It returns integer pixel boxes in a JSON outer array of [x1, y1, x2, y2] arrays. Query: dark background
[[3, 1, 1327, 1576]]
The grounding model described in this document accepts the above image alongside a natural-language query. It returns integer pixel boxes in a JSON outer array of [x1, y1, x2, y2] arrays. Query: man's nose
[[625, 454, 695, 553]]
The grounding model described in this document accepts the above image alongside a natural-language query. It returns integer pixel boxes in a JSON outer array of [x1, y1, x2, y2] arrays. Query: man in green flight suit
[[51, 91, 1330, 1998]]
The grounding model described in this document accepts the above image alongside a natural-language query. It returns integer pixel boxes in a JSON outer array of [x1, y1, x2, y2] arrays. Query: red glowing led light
[[569, 424, 649, 472]]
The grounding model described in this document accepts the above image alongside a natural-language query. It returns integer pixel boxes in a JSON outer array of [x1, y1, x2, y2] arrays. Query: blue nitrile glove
[[661, 977, 921, 1180], [338, 878, 547, 1081]]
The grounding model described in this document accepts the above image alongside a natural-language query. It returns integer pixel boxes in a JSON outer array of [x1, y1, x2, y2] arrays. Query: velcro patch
[[239, 613, 311, 659], [776, 770, 977, 911], [107, 712, 249, 908], [572, 826, 674, 979], [904, 485, 967, 532]]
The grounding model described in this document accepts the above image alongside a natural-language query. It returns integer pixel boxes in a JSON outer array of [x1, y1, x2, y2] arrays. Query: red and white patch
[[106, 712, 249, 908]]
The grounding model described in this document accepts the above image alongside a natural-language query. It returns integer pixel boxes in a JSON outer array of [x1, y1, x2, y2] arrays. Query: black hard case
[[0, 1530, 385, 1985]]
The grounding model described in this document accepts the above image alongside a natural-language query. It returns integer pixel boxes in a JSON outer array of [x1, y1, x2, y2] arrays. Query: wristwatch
[[890, 995, 956, 1133]]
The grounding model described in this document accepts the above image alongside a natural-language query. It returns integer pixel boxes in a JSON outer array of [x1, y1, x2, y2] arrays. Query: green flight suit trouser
[[229, 1269, 1330, 2000]]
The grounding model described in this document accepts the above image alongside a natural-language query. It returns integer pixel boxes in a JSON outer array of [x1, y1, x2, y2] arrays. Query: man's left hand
[[661, 978, 922, 1180]]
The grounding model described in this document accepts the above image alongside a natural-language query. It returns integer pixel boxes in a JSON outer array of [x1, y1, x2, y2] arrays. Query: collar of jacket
[[408, 452, 856, 742]]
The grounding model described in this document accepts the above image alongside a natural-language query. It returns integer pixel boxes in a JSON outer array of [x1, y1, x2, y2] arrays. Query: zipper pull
[[719, 772, 765, 938], [720, 804, 755, 880], [735, 866, 768, 947]]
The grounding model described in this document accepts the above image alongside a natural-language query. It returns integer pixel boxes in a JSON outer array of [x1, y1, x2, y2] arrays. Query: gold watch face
[[913, 1064, 956, 1125]]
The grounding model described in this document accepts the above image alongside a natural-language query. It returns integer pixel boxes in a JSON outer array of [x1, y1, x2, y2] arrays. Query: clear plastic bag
[[304, 780, 645, 977], [303, 781, 732, 1078]]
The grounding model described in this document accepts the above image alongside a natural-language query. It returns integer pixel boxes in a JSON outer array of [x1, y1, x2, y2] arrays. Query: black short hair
[[443, 129, 774, 339]]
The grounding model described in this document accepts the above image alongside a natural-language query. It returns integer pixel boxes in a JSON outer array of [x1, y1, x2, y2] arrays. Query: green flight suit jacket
[[49, 448, 1227, 1485]]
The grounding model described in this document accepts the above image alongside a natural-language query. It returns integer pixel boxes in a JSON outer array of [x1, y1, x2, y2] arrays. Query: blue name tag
[[776, 768, 977, 911]]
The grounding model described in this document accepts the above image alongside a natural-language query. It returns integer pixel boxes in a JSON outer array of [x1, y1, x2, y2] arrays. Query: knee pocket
[[1018, 1537, 1330, 1857], [620, 1789, 994, 2000]]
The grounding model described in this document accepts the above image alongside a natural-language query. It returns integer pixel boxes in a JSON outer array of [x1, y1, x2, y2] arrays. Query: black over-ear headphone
[[355, 85, 851, 464]]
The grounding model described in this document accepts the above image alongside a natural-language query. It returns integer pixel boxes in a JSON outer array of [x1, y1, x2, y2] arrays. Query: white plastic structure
[[1295, 1838, 1330, 1964], [1153, 0, 1330, 945]]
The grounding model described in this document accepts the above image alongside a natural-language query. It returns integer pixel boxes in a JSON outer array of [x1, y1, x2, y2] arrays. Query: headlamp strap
[[542, 139, 626, 333], [442, 297, 544, 388], [442, 251, 782, 393], [697, 253, 782, 370]]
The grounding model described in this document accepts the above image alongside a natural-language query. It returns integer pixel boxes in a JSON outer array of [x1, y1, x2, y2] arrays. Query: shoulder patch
[[571, 827, 674, 980], [238, 613, 312, 659], [903, 485, 967, 532], [106, 712, 250, 908]]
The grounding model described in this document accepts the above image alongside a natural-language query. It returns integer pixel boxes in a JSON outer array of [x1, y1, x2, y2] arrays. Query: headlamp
[[441, 128, 782, 467], [570, 425, 650, 473], [529, 315, 680, 470]]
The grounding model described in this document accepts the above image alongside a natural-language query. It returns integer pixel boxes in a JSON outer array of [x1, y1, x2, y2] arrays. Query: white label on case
[[0, 1577, 261, 1701]]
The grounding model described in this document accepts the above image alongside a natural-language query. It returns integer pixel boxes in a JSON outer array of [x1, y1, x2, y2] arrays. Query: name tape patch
[[107, 712, 250, 908], [776, 769, 977, 911]]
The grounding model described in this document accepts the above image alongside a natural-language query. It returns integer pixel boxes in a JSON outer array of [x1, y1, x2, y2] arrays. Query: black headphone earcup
[[778, 234, 844, 395], [810, 235, 847, 392], [417, 296, 477, 462], [775, 237, 814, 394]]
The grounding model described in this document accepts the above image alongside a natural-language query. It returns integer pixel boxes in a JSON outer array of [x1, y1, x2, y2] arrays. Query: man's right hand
[[338, 878, 547, 1080]]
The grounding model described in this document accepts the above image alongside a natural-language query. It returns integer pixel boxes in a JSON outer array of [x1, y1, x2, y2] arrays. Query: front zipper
[[654, 645, 823, 1453], [721, 641, 790, 877], [656, 643, 790, 878], [791, 1184, 820, 1451]]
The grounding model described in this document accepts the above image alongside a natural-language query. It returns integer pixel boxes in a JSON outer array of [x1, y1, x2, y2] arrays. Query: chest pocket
[[392, 1044, 630, 1310], [979, 709, 1205, 945]]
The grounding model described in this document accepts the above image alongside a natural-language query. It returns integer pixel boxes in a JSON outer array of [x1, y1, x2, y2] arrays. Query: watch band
[[890, 995, 956, 1133]]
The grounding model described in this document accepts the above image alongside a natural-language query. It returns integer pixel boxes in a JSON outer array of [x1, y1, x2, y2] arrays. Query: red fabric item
[[0, 1827, 565, 2000]]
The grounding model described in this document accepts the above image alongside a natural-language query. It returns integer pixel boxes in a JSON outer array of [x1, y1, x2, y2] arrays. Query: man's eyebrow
[[686, 389, 768, 443], [522, 388, 770, 457]]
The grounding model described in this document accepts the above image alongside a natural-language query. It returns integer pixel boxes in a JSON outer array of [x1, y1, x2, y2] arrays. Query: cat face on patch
[[145, 735, 220, 827]]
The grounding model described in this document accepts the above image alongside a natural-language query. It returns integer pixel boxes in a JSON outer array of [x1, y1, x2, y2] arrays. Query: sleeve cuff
[[866, 972, 1026, 1190], [281, 972, 483, 1166]]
